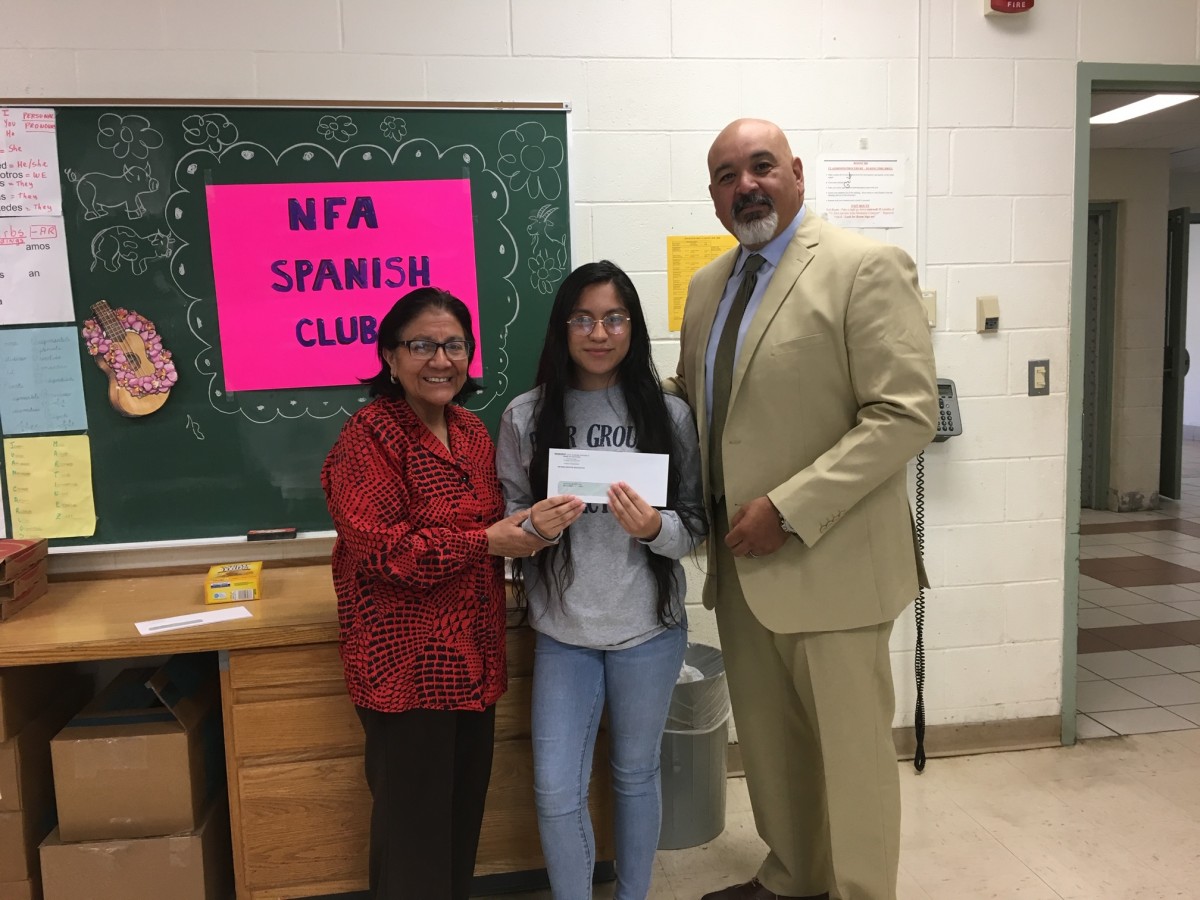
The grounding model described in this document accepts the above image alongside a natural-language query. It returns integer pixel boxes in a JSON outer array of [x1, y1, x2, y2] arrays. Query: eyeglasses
[[566, 314, 631, 336], [398, 339, 474, 360]]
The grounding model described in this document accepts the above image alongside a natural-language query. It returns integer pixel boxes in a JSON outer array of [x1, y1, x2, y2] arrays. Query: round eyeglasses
[[566, 314, 631, 336], [398, 339, 473, 360]]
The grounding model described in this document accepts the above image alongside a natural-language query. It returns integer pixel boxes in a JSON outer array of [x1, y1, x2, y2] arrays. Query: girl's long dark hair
[[513, 260, 701, 625]]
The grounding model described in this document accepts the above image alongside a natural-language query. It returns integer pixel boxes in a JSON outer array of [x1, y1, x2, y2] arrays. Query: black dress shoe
[[699, 877, 829, 900]]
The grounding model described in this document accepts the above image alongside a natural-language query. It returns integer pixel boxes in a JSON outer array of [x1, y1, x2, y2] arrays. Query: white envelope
[[547, 448, 669, 506]]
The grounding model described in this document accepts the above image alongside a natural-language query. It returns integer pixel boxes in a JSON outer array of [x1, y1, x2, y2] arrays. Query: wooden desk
[[0, 567, 614, 899]]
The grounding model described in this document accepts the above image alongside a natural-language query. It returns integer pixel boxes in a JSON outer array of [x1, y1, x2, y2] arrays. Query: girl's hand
[[529, 495, 585, 540], [608, 482, 662, 541]]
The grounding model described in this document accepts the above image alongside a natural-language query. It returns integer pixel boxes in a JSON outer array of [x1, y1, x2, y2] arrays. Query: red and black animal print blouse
[[322, 397, 507, 713]]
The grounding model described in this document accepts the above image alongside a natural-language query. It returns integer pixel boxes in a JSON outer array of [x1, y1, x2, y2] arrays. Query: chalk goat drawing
[[96, 113, 163, 161], [182, 113, 238, 153], [65, 163, 160, 221], [497, 122, 564, 201], [90, 226, 177, 275], [527, 205, 568, 295]]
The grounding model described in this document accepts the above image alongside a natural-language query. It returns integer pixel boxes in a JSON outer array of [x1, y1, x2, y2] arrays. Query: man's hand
[[725, 496, 789, 559]]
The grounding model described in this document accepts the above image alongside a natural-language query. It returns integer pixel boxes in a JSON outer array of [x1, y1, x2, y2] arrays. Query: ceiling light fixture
[[1091, 94, 1199, 125]]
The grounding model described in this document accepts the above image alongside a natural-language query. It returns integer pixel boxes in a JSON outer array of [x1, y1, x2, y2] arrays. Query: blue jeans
[[532, 625, 687, 900]]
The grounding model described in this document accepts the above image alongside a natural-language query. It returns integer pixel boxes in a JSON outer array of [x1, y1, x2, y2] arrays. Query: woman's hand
[[486, 511, 546, 559], [608, 482, 662, 541], [529, 495, 585, 540]]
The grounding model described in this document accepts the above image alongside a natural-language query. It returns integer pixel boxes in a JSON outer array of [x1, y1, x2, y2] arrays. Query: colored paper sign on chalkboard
[[0, 326, 89, 435], [0, 216, 74, 325], [205, 178, 481, 392], [3, 434, 96, 539], [0, 108, 61, 216]]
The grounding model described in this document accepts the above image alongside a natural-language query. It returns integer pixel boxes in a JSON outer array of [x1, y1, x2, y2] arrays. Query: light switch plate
[[1028, 359, 1049, 396], [919, 290, 936, 328]]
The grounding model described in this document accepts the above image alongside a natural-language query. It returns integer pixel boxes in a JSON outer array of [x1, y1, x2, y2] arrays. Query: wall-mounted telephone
[[933, 378, 962, 442], [914, 376, 961, 773]]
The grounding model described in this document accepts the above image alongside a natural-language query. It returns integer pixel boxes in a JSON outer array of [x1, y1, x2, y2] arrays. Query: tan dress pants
[[713, 508, 901, 900]]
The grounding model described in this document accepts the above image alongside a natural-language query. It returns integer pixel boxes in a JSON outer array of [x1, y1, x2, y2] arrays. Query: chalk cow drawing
[[89, 226, 177, 275], [65, 163, 160, 221]]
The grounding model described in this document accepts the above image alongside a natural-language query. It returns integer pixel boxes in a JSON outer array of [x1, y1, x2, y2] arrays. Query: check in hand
[[529, 494, 585, 541], [608, 482, 662, 541], [726, 495, 788, 559]]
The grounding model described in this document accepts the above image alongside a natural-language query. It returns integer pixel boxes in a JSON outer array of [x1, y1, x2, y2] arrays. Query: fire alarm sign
[[985, 0, 1034, 14]]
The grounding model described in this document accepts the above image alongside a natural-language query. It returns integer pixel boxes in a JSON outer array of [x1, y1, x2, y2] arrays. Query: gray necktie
[[710, 253, 766, 498]]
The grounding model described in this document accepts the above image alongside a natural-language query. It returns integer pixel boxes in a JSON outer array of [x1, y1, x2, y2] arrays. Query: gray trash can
[[658, 643, 732, 850]]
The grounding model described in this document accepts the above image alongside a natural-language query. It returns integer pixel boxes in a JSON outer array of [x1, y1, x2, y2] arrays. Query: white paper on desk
[[136, 606, 253, 635], [547, 448, 668, 506]]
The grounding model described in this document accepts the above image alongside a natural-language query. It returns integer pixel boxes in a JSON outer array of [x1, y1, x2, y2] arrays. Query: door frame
[[1067, 63, 1200, 744]]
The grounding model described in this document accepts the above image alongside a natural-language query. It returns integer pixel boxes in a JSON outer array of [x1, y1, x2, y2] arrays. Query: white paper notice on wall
[[0, 217, 74, 325], [817, 155, 903, 229], [0, 108, 61, 216]]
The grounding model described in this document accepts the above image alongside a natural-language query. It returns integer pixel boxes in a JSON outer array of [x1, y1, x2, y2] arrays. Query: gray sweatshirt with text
[[496, 385, 707, 650]]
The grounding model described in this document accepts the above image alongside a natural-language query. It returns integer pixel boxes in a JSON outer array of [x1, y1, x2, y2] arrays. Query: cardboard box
[[204, 560, 262, 604], [40, 797, 231, 900], [0, 667, 80, 745], [0, 880, 34, 900], [0, 683, 90, 886], [0, 541, 46, 585], [0, 560, 47, 621], [51, 657, 221, 842]]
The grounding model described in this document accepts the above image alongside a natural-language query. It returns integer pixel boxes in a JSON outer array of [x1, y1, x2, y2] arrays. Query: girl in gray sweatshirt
[[496, 260, 706, 900]]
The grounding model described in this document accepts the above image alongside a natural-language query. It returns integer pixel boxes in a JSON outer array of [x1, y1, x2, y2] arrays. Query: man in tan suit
[[668, 119, 937, 900]]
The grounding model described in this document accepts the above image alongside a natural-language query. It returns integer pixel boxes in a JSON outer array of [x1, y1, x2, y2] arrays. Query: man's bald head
[[707, 118, 804, 249]]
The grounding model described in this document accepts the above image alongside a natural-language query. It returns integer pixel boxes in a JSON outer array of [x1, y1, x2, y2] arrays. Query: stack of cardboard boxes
[[0, 541, 48, 621], [0, 666, 89, 900], [39, 656, 231, 900]]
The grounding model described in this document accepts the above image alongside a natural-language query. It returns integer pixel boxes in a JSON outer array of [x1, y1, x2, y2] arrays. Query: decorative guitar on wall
[[81, 301, 178, 417]]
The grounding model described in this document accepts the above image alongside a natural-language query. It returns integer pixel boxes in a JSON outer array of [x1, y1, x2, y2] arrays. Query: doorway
[[1068, 65, 1200, 745]]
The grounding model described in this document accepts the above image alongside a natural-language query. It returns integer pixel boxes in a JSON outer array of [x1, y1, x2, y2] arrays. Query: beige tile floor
[[503, 730, 1200, 899]]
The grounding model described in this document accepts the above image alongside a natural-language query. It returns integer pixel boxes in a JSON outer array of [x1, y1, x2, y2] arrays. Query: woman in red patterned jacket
[[322, 288, 561, 900]]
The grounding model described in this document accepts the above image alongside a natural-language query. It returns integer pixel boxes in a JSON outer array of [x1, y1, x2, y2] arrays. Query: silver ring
[[747, 551, 758, 559]]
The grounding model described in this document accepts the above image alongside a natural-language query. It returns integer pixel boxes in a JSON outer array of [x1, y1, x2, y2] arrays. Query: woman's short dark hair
[[362, 287, 483, 402]]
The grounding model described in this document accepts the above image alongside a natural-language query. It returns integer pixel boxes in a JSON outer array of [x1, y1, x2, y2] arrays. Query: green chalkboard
[[9, 103, 571, 546]]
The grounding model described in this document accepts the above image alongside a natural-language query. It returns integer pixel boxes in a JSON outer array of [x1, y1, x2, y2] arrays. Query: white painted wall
[[7, 0, 1200, 732], [1091, 150, 1171, 509]]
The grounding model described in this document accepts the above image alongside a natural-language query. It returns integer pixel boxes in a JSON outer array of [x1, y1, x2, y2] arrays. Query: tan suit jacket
[[670, 212, 937, 634]]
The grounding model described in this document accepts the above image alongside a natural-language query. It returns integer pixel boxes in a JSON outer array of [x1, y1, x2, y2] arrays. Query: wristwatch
[[777, 511, 798, 537]]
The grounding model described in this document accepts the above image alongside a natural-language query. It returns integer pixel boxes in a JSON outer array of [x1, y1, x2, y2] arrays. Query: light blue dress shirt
[[704, 205, 806, 428]]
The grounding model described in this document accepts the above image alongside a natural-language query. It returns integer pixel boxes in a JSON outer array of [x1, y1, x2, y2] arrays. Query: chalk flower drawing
[[527, 251, 564, 295], [182, 113, 238, 153], [317, 115, 358, 143], [497, 122, 563, 201], [96, 114, 164, 161], [380, 116, 407, 142]]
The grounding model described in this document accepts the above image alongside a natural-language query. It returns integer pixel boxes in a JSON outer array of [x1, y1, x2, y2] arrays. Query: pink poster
[[205, 179, 480, 392]]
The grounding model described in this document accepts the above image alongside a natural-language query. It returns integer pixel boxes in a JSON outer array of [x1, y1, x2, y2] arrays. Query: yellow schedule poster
[[666, 234, 737, 331], [3, 434, 97, 538]]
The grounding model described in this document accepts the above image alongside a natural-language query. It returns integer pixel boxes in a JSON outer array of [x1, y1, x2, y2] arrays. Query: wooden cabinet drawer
[[231, 693, 363, 763], [226, 644, 344, 701], [238, 755, 370, 891]]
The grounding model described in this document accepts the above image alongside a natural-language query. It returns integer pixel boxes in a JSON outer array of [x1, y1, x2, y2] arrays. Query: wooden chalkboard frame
[[0, 99, 572, 555]]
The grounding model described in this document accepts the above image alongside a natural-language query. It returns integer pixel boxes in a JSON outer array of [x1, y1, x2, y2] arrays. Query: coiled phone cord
[[913, 450, 927, 773]]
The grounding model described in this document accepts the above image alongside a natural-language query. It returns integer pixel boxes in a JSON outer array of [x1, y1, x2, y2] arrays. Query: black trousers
[[355, 705, 497, 900]]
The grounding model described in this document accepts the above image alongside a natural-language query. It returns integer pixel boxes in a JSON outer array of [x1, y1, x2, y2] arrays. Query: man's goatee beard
[[732, 210, 778, 247]]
